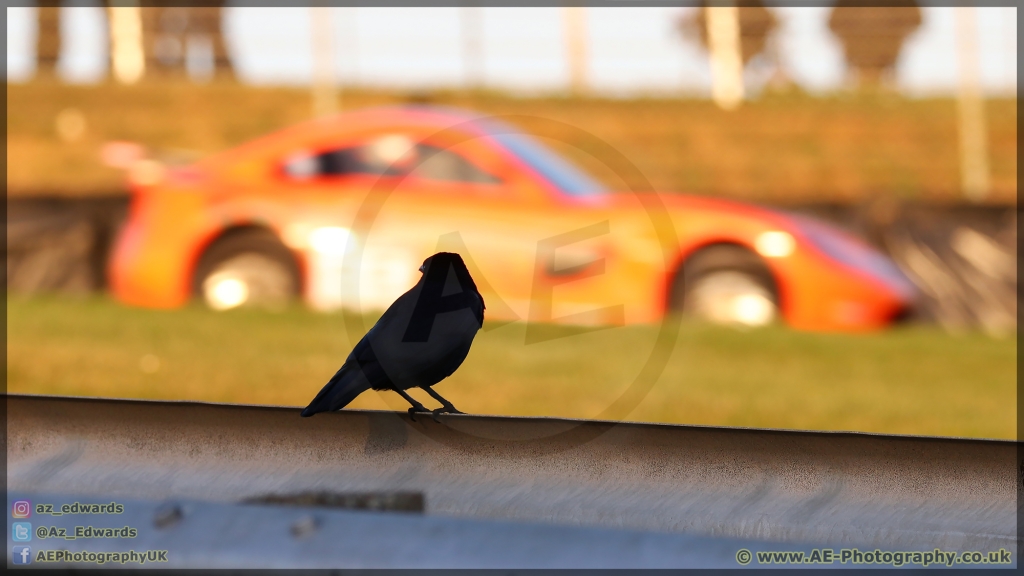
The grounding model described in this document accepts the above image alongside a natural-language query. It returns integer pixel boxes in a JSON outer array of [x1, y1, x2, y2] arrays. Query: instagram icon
[[12, 500, 31, 518]]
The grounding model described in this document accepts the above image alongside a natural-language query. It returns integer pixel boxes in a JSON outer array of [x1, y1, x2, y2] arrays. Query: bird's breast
[[372, 306, 480, 387]]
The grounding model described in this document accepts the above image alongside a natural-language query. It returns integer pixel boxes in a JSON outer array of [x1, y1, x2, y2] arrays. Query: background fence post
[[954, 5, 991, 202]]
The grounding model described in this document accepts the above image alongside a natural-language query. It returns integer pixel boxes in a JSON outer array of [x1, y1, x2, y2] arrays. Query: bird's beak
[[418, 264, 426, 273]]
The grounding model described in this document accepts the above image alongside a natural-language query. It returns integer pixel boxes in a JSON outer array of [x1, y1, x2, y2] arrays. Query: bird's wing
[[366, 285, 482, 387], [300, 292, 419, 417]]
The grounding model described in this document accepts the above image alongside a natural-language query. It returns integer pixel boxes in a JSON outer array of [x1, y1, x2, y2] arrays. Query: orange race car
[[109, 105, 916, 331]]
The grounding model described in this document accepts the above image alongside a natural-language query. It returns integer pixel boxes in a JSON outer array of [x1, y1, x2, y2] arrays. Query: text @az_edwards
[[34, 525, 138, 540], [33, 502, 124, 516]]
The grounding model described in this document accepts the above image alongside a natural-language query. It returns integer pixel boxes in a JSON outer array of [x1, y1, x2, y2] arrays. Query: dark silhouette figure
[[141, 4, 235, 80], [35, 4, 236, 83], [829, 2, 922, 87], [36, 6, 62, 78], [35, 4, 234, 81], [677, 1, 778, 67], [302, 252, 485, 421]]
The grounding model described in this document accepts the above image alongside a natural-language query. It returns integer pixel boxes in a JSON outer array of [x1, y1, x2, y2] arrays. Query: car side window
[[282, 135, 500, 184], [410, 144, 501, 184], [282, 148, 398, 179]]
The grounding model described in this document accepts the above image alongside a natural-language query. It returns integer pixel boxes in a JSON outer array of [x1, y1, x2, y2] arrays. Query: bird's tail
[[300, 362, 371, 417]]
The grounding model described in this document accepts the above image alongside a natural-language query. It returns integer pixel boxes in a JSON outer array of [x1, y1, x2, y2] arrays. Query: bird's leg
[[424, 387, 464, 421], [393, 388, 430, 422]]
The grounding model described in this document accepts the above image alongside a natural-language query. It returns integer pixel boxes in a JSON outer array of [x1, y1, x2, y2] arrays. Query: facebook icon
[[12, 545, 32, 565]]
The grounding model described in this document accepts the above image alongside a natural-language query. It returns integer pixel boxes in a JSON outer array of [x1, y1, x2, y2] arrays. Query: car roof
[[198, 104, 609, 198], [201, 104, 497, 166], [310, 104, 497, 135]]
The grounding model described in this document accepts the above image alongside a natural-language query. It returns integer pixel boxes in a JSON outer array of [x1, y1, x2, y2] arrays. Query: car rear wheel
[[670, 245, 779, 327], [192, 229, 301, 311]]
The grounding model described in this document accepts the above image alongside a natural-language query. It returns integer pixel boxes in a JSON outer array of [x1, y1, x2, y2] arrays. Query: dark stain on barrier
[[244, 491, 425, 513], [153, 502, 184, 529]]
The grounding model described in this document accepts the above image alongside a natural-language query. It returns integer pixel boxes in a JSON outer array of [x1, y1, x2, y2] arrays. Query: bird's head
[[419, 251, 466, 274], [419, 252, 480, 294]]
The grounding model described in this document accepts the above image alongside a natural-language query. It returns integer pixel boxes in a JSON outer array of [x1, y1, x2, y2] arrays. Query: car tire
[[192, 229, 301, 311], [669, 244, 780, 327]]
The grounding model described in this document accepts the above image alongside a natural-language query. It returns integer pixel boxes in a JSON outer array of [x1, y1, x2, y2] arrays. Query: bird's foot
[[430, 406, 464, 423], [407, 404, 431, 422]]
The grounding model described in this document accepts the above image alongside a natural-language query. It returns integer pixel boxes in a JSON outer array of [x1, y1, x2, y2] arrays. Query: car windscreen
[[282, 139, 500, 185], [488, 132, 607, 198]]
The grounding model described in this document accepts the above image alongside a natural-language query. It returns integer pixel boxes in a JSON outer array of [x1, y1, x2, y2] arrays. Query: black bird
[[301, 252, 484, 420]]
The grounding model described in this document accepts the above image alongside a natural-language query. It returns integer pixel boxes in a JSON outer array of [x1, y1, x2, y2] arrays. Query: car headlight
[[754, 231, 796, 258]]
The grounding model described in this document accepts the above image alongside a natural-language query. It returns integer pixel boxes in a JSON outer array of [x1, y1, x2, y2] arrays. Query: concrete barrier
[[5, 394, 1017, 555]]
